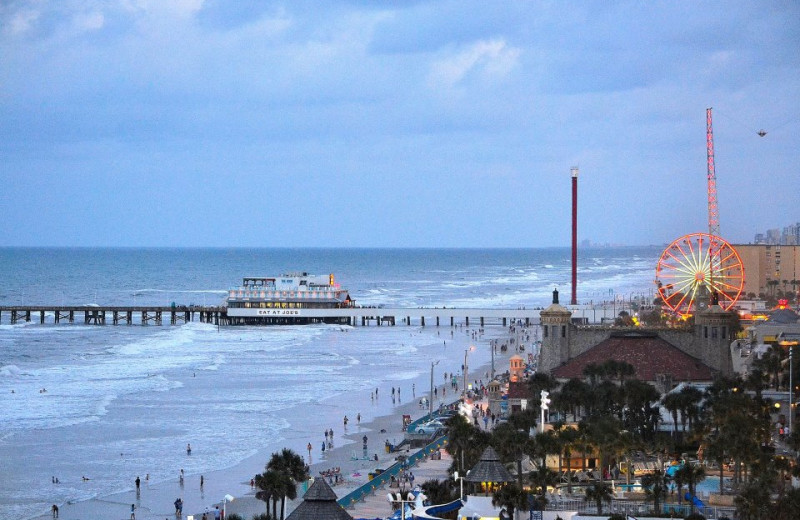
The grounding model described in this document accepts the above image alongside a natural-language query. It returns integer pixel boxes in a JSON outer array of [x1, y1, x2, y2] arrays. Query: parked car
[[415, 419, 445, 435]]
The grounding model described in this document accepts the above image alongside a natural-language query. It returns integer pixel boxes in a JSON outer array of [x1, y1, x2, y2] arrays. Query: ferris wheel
[[655, 233, 745, 317]]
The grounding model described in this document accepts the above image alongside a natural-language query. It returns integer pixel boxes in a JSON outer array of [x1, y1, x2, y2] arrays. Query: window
[[561, 325, 566, 338], [544, 325, 549, 338], [711, 327, 718, 339]]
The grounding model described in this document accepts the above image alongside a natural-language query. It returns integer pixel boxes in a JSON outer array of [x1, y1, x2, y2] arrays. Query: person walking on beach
[[51, 504, 58, 518], [130, 503, 136, 520], [174, 497, 183, 516], [357, 413, 361, 424], [200, 475, 204, 488], [135, 475, 141, 493], [343, 415, 348, 429], [186, 443, 192, 455], [412, 383, 415, 397]]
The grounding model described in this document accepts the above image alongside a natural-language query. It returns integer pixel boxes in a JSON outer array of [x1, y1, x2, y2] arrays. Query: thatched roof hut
[[465, 446, 514, 484], [285, 477, 353, 520]]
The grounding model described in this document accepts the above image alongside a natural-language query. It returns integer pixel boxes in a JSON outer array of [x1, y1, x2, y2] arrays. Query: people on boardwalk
[[320, 467, 342, 484]]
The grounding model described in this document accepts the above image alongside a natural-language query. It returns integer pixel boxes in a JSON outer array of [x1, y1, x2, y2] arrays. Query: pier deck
[[0, 304, 618, 326]]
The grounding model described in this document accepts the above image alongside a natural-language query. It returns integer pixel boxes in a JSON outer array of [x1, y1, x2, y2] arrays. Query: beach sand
[[32, 325, 519, 520]]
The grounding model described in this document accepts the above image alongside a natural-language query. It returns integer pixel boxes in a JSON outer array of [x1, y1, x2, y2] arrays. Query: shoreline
[[32, 324, 517, 520]]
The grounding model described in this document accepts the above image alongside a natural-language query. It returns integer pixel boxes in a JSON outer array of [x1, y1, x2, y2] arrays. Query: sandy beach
[[32, 324, 521, 520]]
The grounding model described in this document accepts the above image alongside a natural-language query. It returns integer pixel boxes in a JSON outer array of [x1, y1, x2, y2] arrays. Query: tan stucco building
[[735, 244, 800, 298]]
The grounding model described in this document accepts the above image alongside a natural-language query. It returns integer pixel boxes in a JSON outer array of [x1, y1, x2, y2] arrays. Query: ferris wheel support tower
[[706, 107, 720, 237]]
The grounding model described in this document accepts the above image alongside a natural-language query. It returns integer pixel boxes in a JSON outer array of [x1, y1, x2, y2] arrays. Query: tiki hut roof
[[465, 446, 514, 483], [286, 477, 353, 520]]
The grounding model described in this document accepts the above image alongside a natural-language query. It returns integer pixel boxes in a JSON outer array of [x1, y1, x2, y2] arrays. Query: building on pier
[[226, 272, 354, 324]]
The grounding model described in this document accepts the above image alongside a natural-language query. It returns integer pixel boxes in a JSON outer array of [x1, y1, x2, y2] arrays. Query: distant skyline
[[1, 1, 798, 248]]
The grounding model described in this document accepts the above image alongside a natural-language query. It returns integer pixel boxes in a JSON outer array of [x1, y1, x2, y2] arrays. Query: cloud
[[4, 7, 39, 36], [122, 0, 205, 18], [73, 10, 104, 32], [428, 38, 520, 88]]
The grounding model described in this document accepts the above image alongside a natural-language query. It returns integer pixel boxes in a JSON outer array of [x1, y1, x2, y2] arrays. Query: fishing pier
[[0, 305, 548, 327], [0, 306, 225, 326]]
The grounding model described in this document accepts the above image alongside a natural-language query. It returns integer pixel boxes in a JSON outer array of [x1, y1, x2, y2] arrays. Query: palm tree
[[734, 479, 773, 520], [556, 426, 579, 493], [447, 413, 483, 474], [421, 478, 458, 505], [254, 469, 283, 518], [641, 470, 669, 515], [585, 415, 622, 480], [266, 448, 309, 520], [553, 378, 590, 421], [678, 385, 704, 433], [662, 392, 682, 437], [674, 464, 705, 514], [584, 481, 612, 515], [492, 483, 528, 520]]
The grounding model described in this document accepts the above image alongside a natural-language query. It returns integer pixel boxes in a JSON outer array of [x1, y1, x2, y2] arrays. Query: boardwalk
[[344, 450, 454, 519]]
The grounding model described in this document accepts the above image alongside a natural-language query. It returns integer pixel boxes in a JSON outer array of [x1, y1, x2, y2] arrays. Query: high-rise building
[[735, 244, 800, 298]]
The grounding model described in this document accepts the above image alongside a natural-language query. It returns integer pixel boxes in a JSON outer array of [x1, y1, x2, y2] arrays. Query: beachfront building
[[285, 477, 353, 520], [735, 244, 800, 300], [539, 290, 734, 388]]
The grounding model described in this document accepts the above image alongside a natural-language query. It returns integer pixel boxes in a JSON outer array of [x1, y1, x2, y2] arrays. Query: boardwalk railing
[[338, 436, 449, 509]]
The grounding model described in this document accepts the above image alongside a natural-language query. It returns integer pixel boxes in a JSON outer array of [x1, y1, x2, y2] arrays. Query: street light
[[223, 494, 234, 518], [454, 471, 466, 500], [463, 346, 475, 400], [430, 360, 440, 419]]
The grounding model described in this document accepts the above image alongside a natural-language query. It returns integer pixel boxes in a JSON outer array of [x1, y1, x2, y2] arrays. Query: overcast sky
[[1, 1, 798, 248]]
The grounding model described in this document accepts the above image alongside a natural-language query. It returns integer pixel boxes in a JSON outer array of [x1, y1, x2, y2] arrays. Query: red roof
[[507, 381, 532, 399], [551, 332, 714, 382]]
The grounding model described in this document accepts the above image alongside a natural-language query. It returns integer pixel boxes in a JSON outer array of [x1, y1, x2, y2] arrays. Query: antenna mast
[[706, 107, 720, 237]]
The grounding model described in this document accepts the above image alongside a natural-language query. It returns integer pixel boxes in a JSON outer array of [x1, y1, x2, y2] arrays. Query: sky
[[1, 0, 798, 248]]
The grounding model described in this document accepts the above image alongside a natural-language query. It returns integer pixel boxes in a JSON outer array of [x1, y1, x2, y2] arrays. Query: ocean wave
[[0, 364, 25, 377]]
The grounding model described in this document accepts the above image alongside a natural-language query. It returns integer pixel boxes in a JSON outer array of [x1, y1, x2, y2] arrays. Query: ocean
[[0, 247, 660, 519]]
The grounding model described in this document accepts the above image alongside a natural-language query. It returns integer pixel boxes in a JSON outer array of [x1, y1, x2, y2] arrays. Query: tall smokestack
[[571, 167, 578, 306]]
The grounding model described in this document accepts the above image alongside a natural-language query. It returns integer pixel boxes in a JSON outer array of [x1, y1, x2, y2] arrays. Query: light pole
[[430, 360, 439, 419], [491, 339, 495, 379], [462, 346, 474, 400], [454, 471, 466, 500], [790, 344, 794, 439], [463, 349, 468, 400], [223, 494, 234, 517], [540, 390, 550, 434]]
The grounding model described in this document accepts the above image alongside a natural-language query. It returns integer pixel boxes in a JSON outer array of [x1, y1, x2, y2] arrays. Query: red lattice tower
[[706, 107, 720, 237]]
